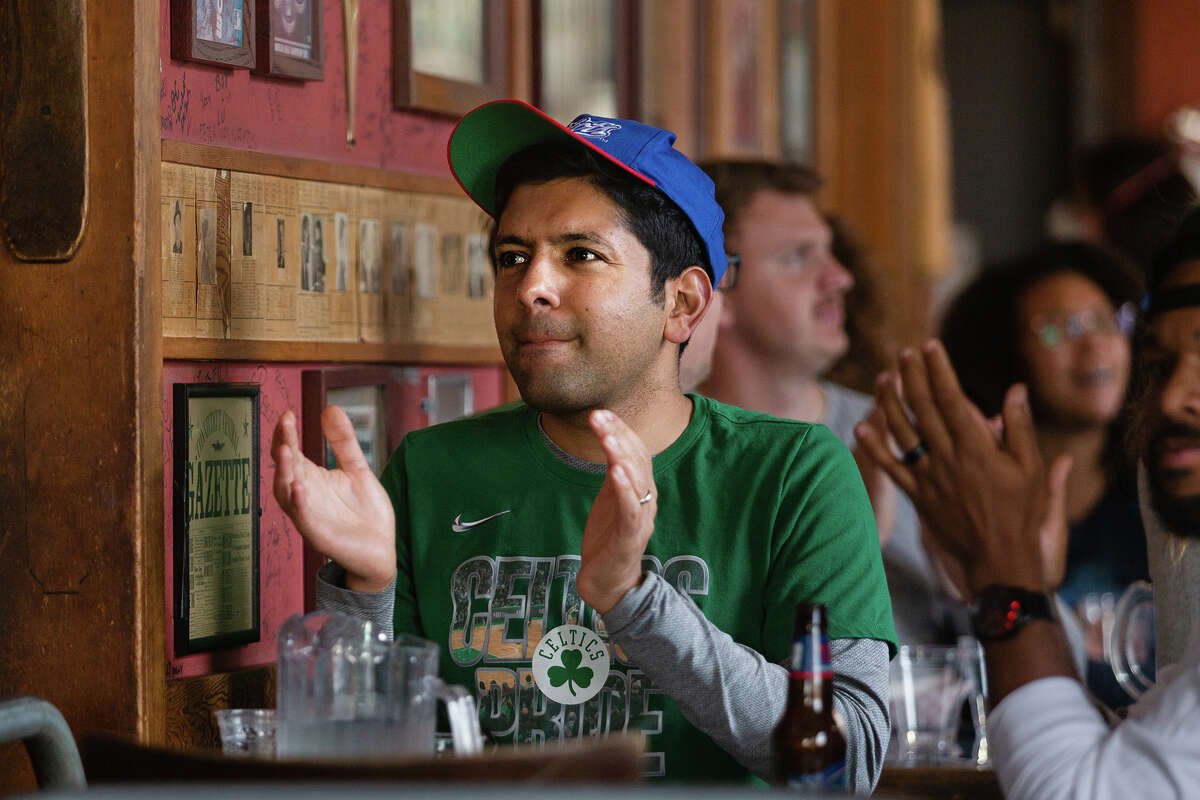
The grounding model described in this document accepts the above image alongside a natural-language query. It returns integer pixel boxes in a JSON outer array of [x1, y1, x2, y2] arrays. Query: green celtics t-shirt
[[381, 394, 895, 782]]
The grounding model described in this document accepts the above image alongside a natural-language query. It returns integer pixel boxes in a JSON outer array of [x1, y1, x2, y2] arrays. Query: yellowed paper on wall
[[195, 168, 230, 338], [230, 171, 266, 340], [161, 162, 197, 338], [383, 190, 414, 344], [260, 176, 300, 340], [328, 184, 358, 341], [356, 187, 385, 343], [296, 179, 333, 340]]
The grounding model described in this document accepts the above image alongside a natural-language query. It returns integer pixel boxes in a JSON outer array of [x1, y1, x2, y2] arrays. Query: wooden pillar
[[815, 0, 950, 349], [640, 0, 703, 156], [0, 0, 163, 791]]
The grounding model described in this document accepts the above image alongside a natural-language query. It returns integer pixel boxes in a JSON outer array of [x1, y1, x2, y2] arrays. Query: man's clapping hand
[[272, 406, 396, 593]]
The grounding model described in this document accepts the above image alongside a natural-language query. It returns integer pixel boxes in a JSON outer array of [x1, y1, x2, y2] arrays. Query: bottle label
[[786, 760, 847, 791], [790, 632, 833, 679]]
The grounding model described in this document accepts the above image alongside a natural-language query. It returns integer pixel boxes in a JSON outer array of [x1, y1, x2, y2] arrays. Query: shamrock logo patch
[[548, 648, 593, 697], [531, 624, 611, 704]]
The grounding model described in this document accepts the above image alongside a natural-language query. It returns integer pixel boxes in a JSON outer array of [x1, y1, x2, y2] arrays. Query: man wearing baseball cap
[[272, 100, 896, 788]]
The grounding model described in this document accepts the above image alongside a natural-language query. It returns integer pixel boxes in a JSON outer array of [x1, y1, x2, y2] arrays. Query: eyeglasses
[[1029, 302, 1137, 348], [717, 254, 741, 292]]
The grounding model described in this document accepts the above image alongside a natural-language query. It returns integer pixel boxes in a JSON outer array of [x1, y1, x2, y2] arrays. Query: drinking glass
[[214, 708, 277, 758], [889, 644, 973, 764]]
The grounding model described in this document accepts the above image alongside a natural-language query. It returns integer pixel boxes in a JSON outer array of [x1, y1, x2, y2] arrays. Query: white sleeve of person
[[988, 619, 1200, 800], [602, 570, 890, 793]]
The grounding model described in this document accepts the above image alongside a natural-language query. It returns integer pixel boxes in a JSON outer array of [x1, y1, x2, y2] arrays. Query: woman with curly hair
[[940, 241, 1147, 706]]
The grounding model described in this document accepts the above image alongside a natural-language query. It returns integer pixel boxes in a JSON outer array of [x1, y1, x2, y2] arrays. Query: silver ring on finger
[[637, 490, 654, 505], [902, 441, 929, 465]]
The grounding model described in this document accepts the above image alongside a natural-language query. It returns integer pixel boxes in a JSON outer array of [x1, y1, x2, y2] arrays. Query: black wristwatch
[[970, 585, 1055, 642]]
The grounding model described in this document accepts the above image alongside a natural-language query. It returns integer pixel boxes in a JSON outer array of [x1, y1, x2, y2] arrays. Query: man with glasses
[[272, 102, 896, 787], [696, 160, 962, 646]]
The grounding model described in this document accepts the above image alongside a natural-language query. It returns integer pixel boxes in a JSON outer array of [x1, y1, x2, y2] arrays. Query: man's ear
[[663, 266, 713, 345]]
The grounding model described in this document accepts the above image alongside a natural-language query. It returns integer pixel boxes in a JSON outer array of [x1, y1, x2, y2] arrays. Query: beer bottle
[[774, 603, 847, 791]]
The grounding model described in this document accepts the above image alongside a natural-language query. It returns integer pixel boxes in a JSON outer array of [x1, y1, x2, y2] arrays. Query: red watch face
[[974, 589, 1050, 641], [980, 599, 1024, 636]]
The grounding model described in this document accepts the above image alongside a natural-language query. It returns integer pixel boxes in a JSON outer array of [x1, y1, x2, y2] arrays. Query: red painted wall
[[160, 0, 456, 174], [162, 361, 504, 678], [159, 0, 510, 678], [163, 362, 303, 678]]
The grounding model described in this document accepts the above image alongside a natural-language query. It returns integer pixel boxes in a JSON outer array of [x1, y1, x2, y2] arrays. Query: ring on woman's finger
[[902, 441, 929, 465], [637, 490, 654, 505]]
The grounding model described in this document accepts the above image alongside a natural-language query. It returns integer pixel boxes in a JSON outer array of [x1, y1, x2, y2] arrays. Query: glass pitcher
[[276, 610, 483, 760]]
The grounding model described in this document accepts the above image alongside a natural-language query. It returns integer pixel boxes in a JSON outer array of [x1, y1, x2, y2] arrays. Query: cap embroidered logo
[[567, 117, 623, 141]]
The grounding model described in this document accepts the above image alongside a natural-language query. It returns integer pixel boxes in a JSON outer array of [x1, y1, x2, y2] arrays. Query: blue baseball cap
[[447, 99, 727, 287]]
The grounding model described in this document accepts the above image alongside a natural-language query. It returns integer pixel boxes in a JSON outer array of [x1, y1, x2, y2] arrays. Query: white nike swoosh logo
[[451, 510, 511, 532]]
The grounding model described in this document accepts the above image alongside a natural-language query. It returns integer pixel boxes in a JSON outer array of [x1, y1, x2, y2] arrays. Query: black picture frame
[[171, 0, 257, 70], [254, 0, 324, 81], [173, 383, 262, 656]]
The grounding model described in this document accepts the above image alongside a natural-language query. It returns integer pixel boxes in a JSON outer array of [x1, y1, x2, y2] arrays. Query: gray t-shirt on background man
[[821, 381, 969, 645]]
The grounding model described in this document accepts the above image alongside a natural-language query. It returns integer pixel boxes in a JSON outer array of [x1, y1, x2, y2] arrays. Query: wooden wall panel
[[164, 667, 276, 751], [815, 0, 950, 350], [0, 0, 163, 792], [640, 0, 702, 156]]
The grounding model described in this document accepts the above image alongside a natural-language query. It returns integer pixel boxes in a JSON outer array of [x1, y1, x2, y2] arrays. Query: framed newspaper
[[172, 383, 262, 655]]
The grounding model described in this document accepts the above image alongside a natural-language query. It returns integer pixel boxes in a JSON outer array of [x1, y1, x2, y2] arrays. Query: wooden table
[[877, 764, 1003, 800], [79, 733, 644, 786]]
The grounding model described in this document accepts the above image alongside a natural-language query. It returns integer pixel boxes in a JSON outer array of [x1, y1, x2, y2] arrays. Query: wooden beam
[[161, 141, 465, 197], [163, 338, 503, 365]]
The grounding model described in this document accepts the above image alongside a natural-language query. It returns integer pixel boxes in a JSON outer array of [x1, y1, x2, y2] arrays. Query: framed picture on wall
[[779, 0, 815, 163], [172, 383, 261, 656], [254, 0, 324, 80], [300, 367, 397, 609], [393, 0, 509, 114], [171, 0, 257, 69], [532, 0, 639, 123]]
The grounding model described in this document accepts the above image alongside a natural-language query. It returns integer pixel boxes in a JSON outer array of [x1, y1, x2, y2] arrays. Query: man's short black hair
[[491, 142, 711, 304]]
